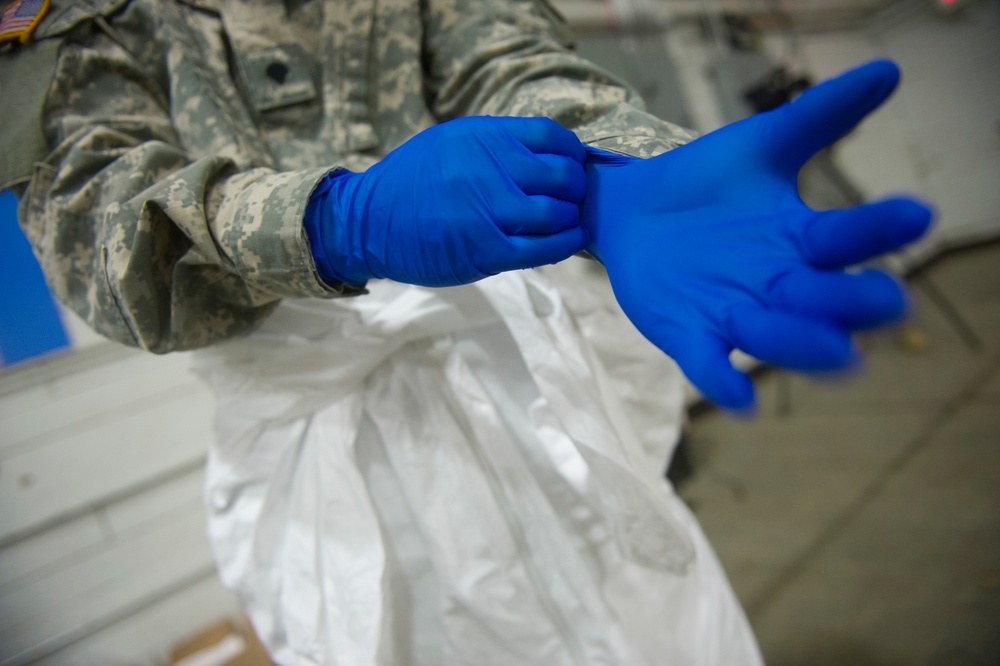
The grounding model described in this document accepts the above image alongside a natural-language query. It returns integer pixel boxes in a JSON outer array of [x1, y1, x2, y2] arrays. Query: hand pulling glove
[[305, 116, 589, 288], [582, 60, 934, 411]]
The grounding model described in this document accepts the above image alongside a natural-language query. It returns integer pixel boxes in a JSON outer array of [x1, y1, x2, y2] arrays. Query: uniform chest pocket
[[233, 44, 319, 114]]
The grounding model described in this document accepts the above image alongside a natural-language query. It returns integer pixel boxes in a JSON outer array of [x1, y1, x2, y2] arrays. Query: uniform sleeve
[[16, 22, 355, 354], [421, 0, 698, 158]]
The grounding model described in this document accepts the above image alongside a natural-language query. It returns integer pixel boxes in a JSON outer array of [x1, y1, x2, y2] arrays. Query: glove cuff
[[582, 146, 636, 262], [304, 170, 373, 286]]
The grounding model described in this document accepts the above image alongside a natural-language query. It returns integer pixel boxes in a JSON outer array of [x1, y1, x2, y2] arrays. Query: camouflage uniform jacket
[[0, 0, 695, 352]]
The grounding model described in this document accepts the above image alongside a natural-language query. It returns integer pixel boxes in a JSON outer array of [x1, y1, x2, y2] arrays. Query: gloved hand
[[582, 60, 933, 411], [305, 116, 589, 288]]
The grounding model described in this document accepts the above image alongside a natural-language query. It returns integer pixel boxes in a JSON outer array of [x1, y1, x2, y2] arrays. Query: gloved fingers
[[798, 197, 934, 268], [727, 305, 859, 372], [507, 152, 587, 203], [492, 116, 587, 163], [769, 267, 909, 330], [498, 225, 591, 270], [649, 330, 755, 411], [763, 59, 900, 170], [495, 195, 580, 235]]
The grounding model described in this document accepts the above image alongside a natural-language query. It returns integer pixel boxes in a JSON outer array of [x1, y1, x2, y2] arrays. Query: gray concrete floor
[[680, 242, 1000, 666]]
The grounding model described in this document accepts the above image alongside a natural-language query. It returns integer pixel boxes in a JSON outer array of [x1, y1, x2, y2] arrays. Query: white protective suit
[[193, 259, 763, 665]]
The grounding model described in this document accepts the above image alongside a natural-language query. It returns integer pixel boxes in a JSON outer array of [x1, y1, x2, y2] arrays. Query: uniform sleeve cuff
[[221, 166, 368, 301]]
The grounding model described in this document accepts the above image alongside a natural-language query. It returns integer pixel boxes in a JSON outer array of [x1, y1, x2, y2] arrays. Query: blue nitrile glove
[[582, 60, 934, 411], [304, 116, 589, 288]]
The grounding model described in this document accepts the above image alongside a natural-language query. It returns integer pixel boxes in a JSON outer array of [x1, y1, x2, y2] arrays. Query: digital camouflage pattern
[[2, 0, 696, 352]]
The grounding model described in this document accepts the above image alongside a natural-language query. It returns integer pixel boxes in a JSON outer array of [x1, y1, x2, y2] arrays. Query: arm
[[7, 13, 351, 353], [16, 2, 609, 351], [422, 4, 932, 410], [422, 0, 696, 157]]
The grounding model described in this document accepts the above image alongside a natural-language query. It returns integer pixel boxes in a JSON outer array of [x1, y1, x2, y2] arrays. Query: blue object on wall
[[0, 189, 70, 366]]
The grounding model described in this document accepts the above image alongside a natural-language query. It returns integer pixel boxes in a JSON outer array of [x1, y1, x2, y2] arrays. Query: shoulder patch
[[0, 0, 50, 45]]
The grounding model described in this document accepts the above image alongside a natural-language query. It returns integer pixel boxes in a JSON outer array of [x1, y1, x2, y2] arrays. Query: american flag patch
[[0, 0, 50, 45]]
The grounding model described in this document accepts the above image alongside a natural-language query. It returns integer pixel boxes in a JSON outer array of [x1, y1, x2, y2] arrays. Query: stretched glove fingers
[[493, 116, 586, 163], [764, 59, 900, 169], [728, 305, 858, 372], [655, 331, 755, 410], [800, 197, 933, 268], [770, 268, 909, 330]]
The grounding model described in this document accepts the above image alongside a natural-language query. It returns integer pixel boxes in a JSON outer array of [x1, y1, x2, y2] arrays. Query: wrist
[[582, 148, 629, 262], [304, 170, 372, 285]]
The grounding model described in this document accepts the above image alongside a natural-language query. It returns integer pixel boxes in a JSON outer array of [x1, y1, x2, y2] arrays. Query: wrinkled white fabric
[[192, 260, 762, 666]]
